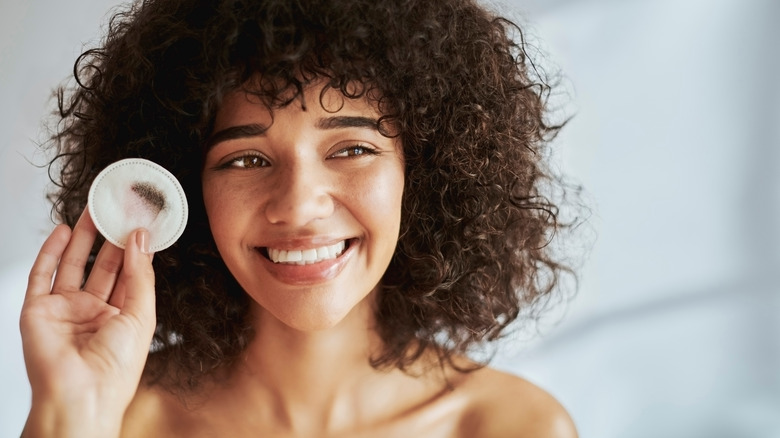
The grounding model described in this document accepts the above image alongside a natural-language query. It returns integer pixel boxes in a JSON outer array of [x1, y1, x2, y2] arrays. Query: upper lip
[[255, 236, 353, 251]]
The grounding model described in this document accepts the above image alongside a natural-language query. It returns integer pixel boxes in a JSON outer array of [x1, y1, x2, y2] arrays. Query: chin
[[253, 291, 373, 333]]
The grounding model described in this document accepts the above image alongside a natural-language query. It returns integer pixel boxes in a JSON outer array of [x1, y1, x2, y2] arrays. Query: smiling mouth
[[259, 240, 351, 265]]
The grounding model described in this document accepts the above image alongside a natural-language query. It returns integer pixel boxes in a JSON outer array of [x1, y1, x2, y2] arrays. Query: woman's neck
[[243, 293, 382, 401], [126, 292, 467, 437], [203, 292, 429, 434]]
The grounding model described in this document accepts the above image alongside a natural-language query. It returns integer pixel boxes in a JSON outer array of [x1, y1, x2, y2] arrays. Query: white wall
[[1, 0, 125, 433], [496, 1, 780, 437], [1, 0, 778, 436]]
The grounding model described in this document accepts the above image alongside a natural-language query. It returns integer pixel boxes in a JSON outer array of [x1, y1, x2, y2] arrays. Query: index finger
[[51, 209, 99, 293]]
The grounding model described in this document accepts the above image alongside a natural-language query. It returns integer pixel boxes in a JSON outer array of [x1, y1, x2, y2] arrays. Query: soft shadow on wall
[[497, 0, 780, 437]]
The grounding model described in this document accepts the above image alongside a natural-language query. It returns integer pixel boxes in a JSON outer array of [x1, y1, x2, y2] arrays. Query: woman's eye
[[331, 145, 378, 158], [225, 154, 269, 169]]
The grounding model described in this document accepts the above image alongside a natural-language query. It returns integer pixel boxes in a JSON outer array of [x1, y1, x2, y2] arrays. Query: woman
[[20, 0, 578, 436]]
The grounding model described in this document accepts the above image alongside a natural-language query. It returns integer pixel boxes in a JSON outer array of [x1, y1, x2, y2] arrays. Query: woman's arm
[[19, 211, 157, 438]]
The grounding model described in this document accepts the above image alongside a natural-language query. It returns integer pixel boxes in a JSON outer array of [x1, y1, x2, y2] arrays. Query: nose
[[263, 160, 335, 226]]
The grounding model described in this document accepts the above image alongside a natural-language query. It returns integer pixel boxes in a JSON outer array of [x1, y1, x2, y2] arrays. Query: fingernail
[[136, 229, 150, 254]]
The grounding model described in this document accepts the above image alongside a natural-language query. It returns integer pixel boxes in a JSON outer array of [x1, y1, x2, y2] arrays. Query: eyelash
[[330, 144, 379, 158], [219, 144, 378, 170], [220, 153, 269, 170]]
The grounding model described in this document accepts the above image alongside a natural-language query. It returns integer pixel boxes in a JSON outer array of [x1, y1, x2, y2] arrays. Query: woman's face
[[202, 83, 404, 331]]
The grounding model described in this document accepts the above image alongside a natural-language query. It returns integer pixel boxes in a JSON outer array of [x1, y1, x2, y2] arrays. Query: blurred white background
[[1, 0, 778, 436]]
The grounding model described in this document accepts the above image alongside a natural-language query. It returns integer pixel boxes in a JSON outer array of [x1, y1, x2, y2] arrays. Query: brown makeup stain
[[131, 181, 166, 215]]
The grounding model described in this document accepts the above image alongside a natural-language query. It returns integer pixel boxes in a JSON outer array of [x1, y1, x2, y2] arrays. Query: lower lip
[[255, 241, 356, 286]]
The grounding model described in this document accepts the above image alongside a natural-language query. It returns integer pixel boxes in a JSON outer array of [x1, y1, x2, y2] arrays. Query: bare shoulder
[[455, 367, 577, 438], [121, 382, 186, 438]]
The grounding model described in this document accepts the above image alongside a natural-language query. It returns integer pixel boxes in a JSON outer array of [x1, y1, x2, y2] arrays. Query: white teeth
[[317, 247, 329, 259], [267, 240, 346, 264]]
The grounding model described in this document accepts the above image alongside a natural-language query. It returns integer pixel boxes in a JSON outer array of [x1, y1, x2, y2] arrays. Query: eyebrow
[[206, 116, 380, 150], [315, 116, 379, 130], [206, 124, 269, 149]]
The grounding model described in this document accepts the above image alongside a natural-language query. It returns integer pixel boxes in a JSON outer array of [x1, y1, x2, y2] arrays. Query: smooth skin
[[20, 83, 577, 438], [202, 84, 406, 332]]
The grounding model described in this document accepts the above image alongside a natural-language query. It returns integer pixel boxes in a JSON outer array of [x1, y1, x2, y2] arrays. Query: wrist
[[23, 393, 124, 438]]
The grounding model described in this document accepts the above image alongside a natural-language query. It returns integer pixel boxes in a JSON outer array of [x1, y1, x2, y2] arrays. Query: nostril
[[263, 190, 335, 226]]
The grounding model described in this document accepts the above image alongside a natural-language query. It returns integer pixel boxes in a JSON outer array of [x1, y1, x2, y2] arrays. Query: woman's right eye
[[223, 154, 269, 169]]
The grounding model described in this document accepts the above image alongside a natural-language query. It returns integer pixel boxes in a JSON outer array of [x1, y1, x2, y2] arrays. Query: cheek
[[202, 179, 222, 223], [353, 164, 404, 238], [202, 177, 249, 241]]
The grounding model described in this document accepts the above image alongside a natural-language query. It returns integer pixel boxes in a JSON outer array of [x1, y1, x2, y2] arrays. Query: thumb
[[119, 228, 157, 338]]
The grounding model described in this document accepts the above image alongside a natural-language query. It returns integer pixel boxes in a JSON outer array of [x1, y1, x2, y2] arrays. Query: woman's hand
[[19, 210, 157, 438]]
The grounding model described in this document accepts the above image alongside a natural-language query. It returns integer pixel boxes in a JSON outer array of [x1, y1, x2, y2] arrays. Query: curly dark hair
[[46, 0, 576, 391]]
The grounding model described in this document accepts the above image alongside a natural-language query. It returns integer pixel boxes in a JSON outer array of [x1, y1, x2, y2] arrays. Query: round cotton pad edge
[[87, 158, 189, 252]]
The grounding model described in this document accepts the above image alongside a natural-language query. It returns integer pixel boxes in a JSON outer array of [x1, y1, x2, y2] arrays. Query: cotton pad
[[88, 158, 188, 252]]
